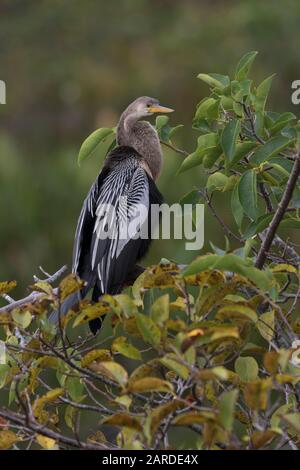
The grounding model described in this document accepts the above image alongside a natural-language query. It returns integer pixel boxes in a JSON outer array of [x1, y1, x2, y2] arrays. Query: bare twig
[[255, 152, 300, 269], [0, 265, 67, 314]]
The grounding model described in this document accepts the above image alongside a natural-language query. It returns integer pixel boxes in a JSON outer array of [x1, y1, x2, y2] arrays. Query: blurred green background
[[0, 0, 299, 298]]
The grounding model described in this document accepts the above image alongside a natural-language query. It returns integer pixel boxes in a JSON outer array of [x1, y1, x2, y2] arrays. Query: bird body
[[51, 97, 173, 333]]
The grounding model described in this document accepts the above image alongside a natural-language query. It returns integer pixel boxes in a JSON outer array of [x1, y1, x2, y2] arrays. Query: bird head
[[127, 96, 174, 120]]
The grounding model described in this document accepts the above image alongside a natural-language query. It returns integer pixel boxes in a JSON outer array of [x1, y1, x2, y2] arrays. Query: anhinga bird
[[51, 97, 173, 333]]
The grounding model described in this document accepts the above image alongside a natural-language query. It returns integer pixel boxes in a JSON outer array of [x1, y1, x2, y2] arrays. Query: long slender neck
[[116, 112, 163, 181]]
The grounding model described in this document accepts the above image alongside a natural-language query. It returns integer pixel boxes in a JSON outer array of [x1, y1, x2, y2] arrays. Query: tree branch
[[0, 265, 67, 314], [255, 152, 300, 269]]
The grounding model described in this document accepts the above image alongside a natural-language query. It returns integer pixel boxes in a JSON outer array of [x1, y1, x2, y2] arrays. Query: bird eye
[[147, 103, 151, 108]]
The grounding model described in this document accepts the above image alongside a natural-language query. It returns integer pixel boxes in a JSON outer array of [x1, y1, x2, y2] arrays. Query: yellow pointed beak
[[148, 105, 174, 113]]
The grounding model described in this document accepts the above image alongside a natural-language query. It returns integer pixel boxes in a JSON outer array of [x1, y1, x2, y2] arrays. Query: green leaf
[[242, 213, 274, 239], [281, 413, 300, 434], [159, 355, 190, 380], [183, 254, 273, 291], [178, 133, 218, 173], [269, 112, 297, 135], [235, 357, 259, 381], [221, 119, 241, 165], [279, 218, 300, 229], [231, 182, 244, 229], [255, 74, 275, 112], [256, 311, 275, 342], [66, 376, 84, 402], [179, 189, 201, 206], [77, 128, 115, 166], [112, 337, 141, 361], [238, 170, 258, 220], [194, 97, 217, 120], [217, 304, 258, 323], [12, 309, 32, 329], [155, 115, 169, 131], [136, 314, 161, 346], [151, 294, 169, 324], [0, 364, 9, 389], [197, 73, 230, 89], [228, 141, 257, 168], [206, 172, 228, 192], [202, 146, 223, 169], [219, 389, 238, 431], [235, 51, 258, 81], [252, 136, 292, 164]]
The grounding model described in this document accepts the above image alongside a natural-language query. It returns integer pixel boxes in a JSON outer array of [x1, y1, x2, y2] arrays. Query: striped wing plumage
[[72, 153, 150, 295]]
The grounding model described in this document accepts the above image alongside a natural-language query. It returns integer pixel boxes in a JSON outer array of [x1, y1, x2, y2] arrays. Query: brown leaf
[[102, 413, 142, 432], [128, 377, 174, 394], [150, 399, 185, 435], [251, 430, 278, 449], [243, 379, 271, 411], [172, 411, 216, 426]]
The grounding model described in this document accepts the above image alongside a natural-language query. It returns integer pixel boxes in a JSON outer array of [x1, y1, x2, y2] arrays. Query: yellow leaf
[[181, 328, 205, 352], [87, 430, 107, 445], [0, 280, 17, 295], [128, 377, 174, 394], [59, 274, 85, 301], [128, 360, 160, 386], [169, 297, 187, 312], [114, 294, 138, 317], [271, 264, 297, 274], [12, 309, 32, 328], [217, 303, 258, 322], [73, 301, 111, 327], [184, 270, 225, 286], [166, 318, 187, 332], [123, 317, 143, 338], [92, 361, 128, 387], [143, 263, 180, 289], [131, 270, 147, 307], [22, 338, 40, 363], [81, 349, 112, 367], [36, 434, 57, 450], [151, 294, 169, 324], [243, 379, 271, 410], [29, 357, 60, 393], [114, 394, 132, 410], [256, 311, 275, 342], [196, 366, 230, 381], [30, 281, 53, 295], [0, 430, 18, 449], [136, 314, 161, 346], [33, 388, 64, 420]]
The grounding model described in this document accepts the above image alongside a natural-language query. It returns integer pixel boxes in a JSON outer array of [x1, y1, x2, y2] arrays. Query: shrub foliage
[[1, 52, 300, 450]]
